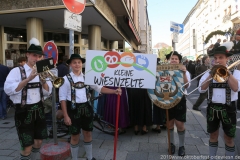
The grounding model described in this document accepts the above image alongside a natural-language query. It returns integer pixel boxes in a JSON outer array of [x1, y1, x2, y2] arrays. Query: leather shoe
[[178, 146, 185, 156], [192, 107, 201, 111], [168, 143, 175, 154], [134, 130, 140, 135], [152, 128, 161, 133]]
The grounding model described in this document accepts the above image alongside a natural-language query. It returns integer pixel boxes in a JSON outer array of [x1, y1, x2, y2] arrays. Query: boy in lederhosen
[[59, 54, 121, 160], [199, 44, 240, 159], [165, 51, 191, 156], [4, 38, 53, 160]]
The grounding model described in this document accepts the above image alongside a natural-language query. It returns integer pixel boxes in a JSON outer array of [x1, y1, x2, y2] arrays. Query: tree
[[158, 46, 172, 61], [125, 47, 132, 52]]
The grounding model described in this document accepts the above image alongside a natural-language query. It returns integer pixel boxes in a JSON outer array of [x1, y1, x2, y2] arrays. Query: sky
[[147, 0, 198, 47]]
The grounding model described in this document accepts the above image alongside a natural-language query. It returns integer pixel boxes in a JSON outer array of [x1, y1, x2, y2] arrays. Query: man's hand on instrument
[[27, 69, 38, 81]]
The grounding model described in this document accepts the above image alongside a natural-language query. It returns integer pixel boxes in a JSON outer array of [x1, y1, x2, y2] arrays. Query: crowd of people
[[0, 33, 240, 160]]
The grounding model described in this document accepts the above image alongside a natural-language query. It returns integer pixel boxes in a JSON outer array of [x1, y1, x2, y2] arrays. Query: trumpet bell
[[53, 77, 65, 88]]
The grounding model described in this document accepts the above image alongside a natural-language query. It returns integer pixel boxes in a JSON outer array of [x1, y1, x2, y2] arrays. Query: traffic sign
[[62, 0, 86, 14], [44, 41, 58, 65], [64, 10, 82, 32], [170, 21, 184, 33]]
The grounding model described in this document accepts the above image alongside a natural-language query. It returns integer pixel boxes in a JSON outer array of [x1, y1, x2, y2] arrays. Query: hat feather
[[29, 38, 40, 46], [220, 41, 234, 51]]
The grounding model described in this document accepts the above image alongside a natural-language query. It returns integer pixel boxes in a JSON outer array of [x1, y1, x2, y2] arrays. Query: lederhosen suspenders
[[207, 70, 233, 106], [66, 73, 90, 110], [19, 66, 44, 108]]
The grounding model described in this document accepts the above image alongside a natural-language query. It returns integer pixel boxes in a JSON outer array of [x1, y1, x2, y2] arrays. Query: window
[[228, 6, 231, 15]]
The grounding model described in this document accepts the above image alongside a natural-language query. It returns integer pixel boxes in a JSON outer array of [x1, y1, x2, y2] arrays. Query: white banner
[[85, 50, 157, 89]]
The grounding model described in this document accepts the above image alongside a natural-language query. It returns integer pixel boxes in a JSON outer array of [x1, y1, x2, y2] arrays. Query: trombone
[[180, 60, 240, 96]]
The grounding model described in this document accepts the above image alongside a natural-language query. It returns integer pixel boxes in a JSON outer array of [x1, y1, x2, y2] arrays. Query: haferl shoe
[[178, 146, 185, 156], [168, 143, 175, 154], [192, 107, 201, 111]]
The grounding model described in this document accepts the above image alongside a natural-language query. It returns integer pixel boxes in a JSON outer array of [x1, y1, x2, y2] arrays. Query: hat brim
[[208, 51, 233, 57], [27, 50, 44, 55], [66, 57, 86, 64]]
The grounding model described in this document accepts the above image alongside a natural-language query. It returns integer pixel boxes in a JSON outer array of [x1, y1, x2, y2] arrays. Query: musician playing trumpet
[[4, 38, 52, 160], [199, 44, 240, 159], [165, 51, 191, 156]]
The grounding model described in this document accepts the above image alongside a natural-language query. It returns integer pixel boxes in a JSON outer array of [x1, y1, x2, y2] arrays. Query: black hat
[[157, 58, 160, 64], [165, 51, 182, 61], [66, 54, 86, 64], [208, 42, 234, 57], [26, 38, 44, 55]]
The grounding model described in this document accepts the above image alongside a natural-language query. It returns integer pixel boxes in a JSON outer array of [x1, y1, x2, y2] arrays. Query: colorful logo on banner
[[43, 41, 58, 65], [88, 51, 152, 74], [85, 50, 157, 89]]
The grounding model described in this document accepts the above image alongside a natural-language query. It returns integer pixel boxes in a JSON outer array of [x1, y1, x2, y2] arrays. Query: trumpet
[[37, 66, 65, 88], [180, 60, 240, 96]]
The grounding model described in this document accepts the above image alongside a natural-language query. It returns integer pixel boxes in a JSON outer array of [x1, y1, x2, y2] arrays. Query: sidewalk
[[0, 100, 226, 160]]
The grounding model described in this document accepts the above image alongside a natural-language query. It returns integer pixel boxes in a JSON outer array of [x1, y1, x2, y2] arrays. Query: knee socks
[[30, 147, 40, 160], [177, 130, 185, 147], [70, 143, 79, 160], [20, 154, 30, 160], [209, 141, 218, 160], [84, 141, 93, 160], [170, 128, 174, 144], [225, 144, 235, 159]]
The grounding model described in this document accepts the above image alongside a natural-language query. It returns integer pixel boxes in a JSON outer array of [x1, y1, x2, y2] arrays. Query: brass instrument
[[180, 60, 240, 96], [37, 66, 65, 88]]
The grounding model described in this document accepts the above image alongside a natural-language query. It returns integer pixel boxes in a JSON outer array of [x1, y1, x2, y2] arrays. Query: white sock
[[70, 143, 79, 160], [84, 141, 92, 160]]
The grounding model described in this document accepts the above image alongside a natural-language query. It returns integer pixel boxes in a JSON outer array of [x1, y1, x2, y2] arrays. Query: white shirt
[[59, 72, 103, 103], [182, 71, 191, 94], [198, 70, 240, 104], [4, 64, 52, 104]]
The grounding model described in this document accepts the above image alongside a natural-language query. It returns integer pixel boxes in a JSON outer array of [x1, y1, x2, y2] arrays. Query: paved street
[[1, 97, 233, 160], [186, 78, 240, 156]]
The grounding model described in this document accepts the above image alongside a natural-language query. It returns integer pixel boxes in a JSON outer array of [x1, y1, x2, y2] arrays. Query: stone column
[[88, 25, 101, 50], [0, 26, 5, 64], [26, 18, 43, 47], [111, 41, 118, 51]]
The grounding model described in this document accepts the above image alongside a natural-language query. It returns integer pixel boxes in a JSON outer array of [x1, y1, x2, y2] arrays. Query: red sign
[[44, 41, 58, 65], [62, 0, 86, 14]]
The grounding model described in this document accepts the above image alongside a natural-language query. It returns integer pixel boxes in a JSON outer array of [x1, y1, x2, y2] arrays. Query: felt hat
[[66, 54, 86, 64], [208, 41, 234, 57], [165, 51, 182, 61], [26, 38, 44, 55]]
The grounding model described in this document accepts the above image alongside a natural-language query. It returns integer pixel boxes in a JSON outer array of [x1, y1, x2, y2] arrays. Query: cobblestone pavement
[[0, 100, 229, 160]]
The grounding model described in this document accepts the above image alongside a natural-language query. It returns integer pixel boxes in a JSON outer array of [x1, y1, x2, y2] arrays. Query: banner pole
[[113, 88, 121, 160], [166, 109, 172, 160]]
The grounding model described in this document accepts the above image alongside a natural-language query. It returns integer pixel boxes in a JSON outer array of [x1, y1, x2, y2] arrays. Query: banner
[[85, 50, 157, 89]]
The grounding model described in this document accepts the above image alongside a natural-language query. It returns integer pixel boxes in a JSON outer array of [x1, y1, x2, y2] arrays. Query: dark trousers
[[238, 92, 240, 110], [193, 91, 208, 108]]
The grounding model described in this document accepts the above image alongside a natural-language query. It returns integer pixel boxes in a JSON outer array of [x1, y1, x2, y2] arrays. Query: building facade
[[176, 0, 240, 59], [0, 0, 147, 66], [138, 0, 152, 54]]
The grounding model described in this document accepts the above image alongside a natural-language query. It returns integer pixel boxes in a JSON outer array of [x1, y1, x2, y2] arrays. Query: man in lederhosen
[[4, 38, 53, 160], [59, 54, 122, 160], [199, 45, 240, 159], [165, 51, 191, 156]]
